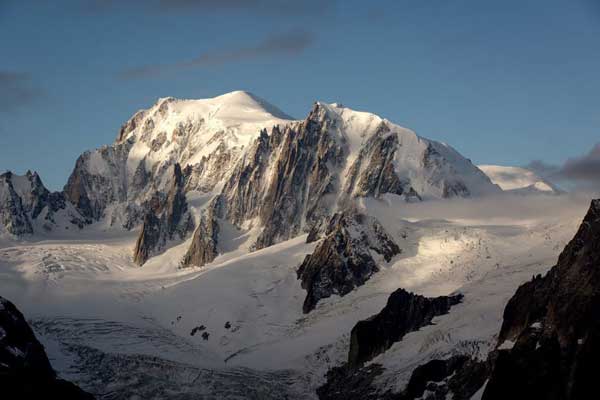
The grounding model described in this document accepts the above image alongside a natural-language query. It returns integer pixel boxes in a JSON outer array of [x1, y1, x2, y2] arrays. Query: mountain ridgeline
[[1, 91, 499, 275]]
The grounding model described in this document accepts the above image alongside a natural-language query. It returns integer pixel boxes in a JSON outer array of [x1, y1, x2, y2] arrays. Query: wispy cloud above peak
[[119, 30, 315, 80], [527, 143, 600, 190], [0, 71, 44, 113]]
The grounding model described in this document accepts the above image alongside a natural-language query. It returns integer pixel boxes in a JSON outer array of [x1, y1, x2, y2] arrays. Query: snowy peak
[[117, 90, 294, 144], [478, 164, 562, 194]]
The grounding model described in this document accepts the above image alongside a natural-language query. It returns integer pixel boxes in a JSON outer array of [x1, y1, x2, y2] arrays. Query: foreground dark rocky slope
[[318, 289, 463, 399], [318, 199, 600, 400], [0, 296, 94, 399], [481, 199, 600, 400]]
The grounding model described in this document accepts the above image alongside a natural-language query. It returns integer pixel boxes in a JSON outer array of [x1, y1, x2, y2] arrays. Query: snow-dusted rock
[[181, 196, 222, 268], [0, 170, 84, 236], [133, 163, 193, 265], [64, 91, 293, 228], [214, 100, 499, 254], [297, 209, 401, 313]]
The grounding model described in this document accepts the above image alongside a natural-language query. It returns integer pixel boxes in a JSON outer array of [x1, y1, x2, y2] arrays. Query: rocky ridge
[[481, 199, 600, 399]]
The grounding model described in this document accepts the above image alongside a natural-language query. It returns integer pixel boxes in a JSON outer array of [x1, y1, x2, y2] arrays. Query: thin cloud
[[0, 71, 43, 113], [526, 143, 600, 190], [85, 0, 335, 16], [560, 144, 600, 184], [120, 30, 315, 79]]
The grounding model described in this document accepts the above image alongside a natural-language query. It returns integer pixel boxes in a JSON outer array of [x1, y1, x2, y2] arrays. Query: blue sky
[[1, 0, 599, 190]]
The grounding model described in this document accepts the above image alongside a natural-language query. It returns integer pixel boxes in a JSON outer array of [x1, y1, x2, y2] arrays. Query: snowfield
[[478, 164, 561, 194], [0, 192, 591, 399]]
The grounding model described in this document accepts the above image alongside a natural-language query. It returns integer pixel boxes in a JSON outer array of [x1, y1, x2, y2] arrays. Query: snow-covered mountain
[[478, 164, 561, 194], [7, 90, 588, 400], [62, 92, 499, 266], [2, 91, 500, 264]]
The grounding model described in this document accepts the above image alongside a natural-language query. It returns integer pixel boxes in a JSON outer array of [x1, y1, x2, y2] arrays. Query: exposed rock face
[[393, 355, 490, 400], [64, 142, 132, 222], [133, 164, 193, 265], [0, 296, 94, 399], [219, 104, 347, 250], [181, 197, 222, 268], [318, 364, 386, 400], [318, 355, 489, 400], [481, 199, 600, 400], [342, 122, 420, 200], [348, 289, 463, 366], [297, 210, 401, 313], [0, 172, 33, 235], [0, 170, 84, 236]]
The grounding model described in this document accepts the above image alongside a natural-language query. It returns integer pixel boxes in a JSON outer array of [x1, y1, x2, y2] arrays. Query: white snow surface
[[478, 164, 561, 194], [123, 90, 294, 179], [0, 192, 592, 397]]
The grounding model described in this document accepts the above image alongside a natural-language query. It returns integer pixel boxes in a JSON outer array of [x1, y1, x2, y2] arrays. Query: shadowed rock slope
[[481, 199, 600, 400], [0, 295, 94, 399], [318, 288, 463, 399]]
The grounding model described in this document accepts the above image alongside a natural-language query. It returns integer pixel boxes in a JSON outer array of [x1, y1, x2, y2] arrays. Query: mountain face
[[478, 164, 562, 194], [0, 295, 94, 399], [64, 91, 293, 229], [2, 91, 499, 271], [0, 171, 85, 236], [481, 199, 600, 399], [192, 101, 499, 262]]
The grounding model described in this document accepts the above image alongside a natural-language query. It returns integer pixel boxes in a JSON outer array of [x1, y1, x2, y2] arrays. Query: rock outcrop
[[0, 170, 84, 236], [0, 295, 94, 399], [348, 289, 463, 366], [481, 199, 600, 400], [181, 197, 222, 268], [319, 355, 488, 400], [297, 210, 401, 313], [318, 288, 464, 399], [133, 164, 193, 265]]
